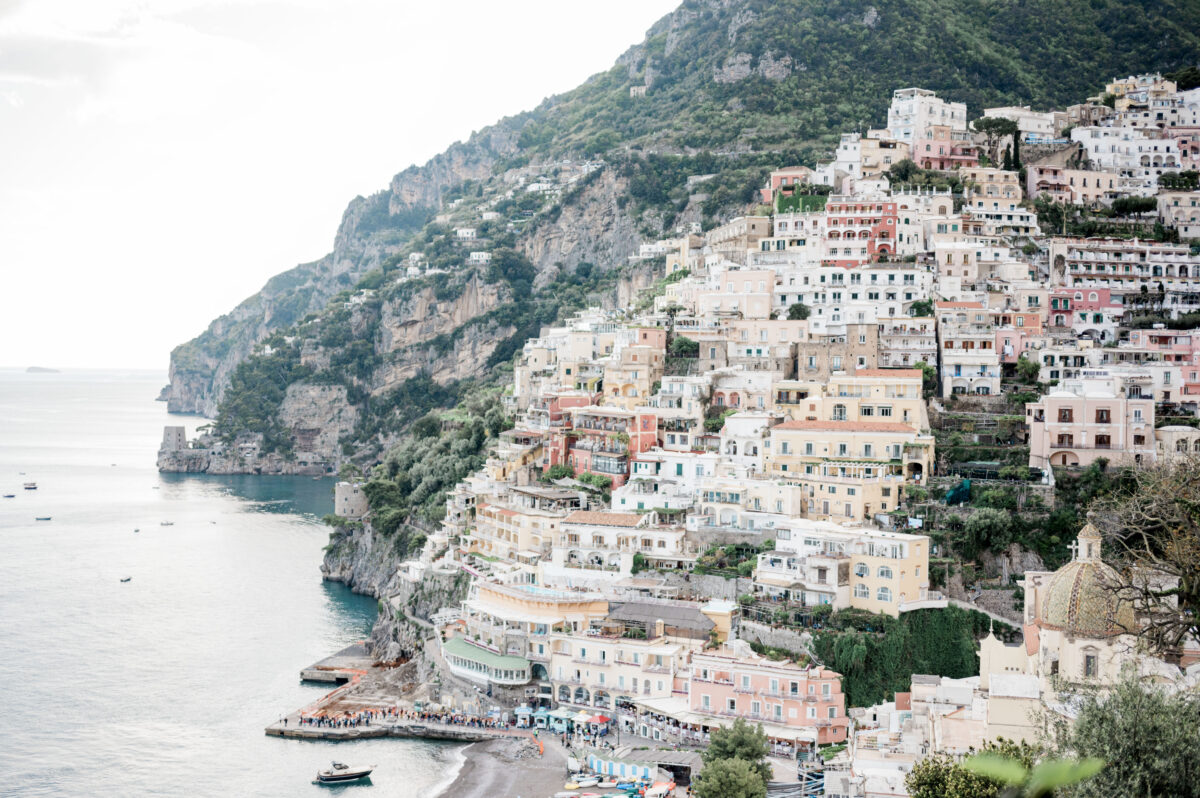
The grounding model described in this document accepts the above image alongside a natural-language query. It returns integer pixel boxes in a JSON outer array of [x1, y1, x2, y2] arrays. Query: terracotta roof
[[563, 511, 644, 527], [772, 420, 916, 433], [850, 369, 923, 379], [935, 301, 984, 309]]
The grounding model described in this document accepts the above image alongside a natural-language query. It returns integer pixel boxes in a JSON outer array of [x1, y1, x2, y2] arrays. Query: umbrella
[[574, 710, 594, 723], [589, 715, 611, 724]]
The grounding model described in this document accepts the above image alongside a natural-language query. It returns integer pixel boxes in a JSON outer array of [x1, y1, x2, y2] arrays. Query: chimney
[[654, 619, 665, 639]]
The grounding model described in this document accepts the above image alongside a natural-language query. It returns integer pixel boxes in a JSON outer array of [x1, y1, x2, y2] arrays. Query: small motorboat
[[120, 577, 132, 583], [133, 528, 140, 533], [3, 494, 14, 498], [35, 517, 51, 521], [23, 482, 37, 490], [315, 761, 374, 784], [160, 521, 174, 526], [575, 777, 600, 787]]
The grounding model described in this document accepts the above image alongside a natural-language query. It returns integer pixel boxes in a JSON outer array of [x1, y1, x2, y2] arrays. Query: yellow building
[[764, 420, 933, 522], [772, 369, 929, 431]]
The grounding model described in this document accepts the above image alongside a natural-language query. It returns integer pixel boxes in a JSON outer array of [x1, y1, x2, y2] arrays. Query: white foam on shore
[[431, 741, 472, 798]]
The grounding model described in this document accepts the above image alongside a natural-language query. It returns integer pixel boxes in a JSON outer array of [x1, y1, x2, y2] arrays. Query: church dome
[[1041, 524, 1135, 638]]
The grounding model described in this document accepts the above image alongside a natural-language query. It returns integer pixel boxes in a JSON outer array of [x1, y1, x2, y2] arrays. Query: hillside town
[[287, 73, 1200, 797]]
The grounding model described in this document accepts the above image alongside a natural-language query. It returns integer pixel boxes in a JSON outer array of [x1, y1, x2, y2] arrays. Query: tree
[[1090, 457, 1200, 658], [915, 360, 938, 399], [973, 117, 1020, 165], [1045, 676, 1200, 798], [670, 335, 700, 357], [1111, 196, 1157, 217], [1015, 355, 1041, 384], [910, 299, 934, 317], [954, 508, 1013, 561], [787, 302, 811, 320], [1159, 170, 1200, 191], [694, 756, 766, 798], [907, 753, 1002, 798], [887, 158, 921, 184], [701, 718, 771, 785], [1166, 66, 1200, 91]]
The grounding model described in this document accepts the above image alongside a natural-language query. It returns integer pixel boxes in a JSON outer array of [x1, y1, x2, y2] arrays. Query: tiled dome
[[1041, 524, 1135, 638]]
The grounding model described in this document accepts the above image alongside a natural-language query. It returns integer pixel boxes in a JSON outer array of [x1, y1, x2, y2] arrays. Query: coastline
[[434, 737, 568, 798], [431, 741, 471, 797]]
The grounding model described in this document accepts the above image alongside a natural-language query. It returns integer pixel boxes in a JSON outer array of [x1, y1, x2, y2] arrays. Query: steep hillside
[[165, 0, 1200, 418]]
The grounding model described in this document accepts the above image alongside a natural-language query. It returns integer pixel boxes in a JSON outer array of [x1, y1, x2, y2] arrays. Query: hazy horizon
[[0, 0, 679, 370]]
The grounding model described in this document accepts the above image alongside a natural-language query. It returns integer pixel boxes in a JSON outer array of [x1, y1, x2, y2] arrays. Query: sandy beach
[[436, 736, 569, 798]]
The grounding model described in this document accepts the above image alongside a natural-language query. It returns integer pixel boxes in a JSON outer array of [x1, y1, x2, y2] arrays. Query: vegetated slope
[[166, 0, 1200, 417]]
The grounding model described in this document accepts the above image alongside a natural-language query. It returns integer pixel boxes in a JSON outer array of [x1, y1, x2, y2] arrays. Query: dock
[[266, 644, 546, 754], [299, 642, 374, 684]]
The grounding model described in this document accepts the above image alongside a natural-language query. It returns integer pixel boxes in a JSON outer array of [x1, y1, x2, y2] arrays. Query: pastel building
[[687, 648, 848, 746], [764, 419, 933, 521], [1026, 387, 1156, 468], [936, 301, 1001, 397], [754, 518, 932, 617]]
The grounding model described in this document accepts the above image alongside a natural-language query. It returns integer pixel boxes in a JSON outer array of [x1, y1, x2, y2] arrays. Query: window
[[877, 586, 893, 602], [1058, 408, 1074, 423], [854, 584, 869, 598], [727, 698, 736, 711], [854, 563, 869, 577], [1095, 408, 1110, 423], [1084, 653, 1099, 678], [702, 694, 711, 709], [877, 566, 893, 579], [828, 706, 838, 719]]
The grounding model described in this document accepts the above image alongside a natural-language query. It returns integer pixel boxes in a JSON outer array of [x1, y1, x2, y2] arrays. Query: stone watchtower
[[161, 426, 187, 452], [334, 482, 368, 520]]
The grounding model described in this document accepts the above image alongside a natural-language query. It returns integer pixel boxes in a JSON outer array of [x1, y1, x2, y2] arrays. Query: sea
[[0, 369, 465, 796]]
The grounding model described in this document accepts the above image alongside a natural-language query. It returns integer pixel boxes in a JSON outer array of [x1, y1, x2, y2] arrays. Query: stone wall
[[736, 619, 814, 659]]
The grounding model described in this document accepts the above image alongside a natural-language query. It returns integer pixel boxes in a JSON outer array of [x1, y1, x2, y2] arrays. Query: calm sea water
[[0, 369, 463, 796]]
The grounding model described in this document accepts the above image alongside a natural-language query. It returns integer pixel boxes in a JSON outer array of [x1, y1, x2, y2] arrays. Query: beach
[[436, 736, 569, 798]]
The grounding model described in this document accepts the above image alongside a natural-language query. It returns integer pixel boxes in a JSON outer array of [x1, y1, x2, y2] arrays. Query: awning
[[549, 707, 577, 719], [574, 710, 594, 723], [589, 714, 611, 724]]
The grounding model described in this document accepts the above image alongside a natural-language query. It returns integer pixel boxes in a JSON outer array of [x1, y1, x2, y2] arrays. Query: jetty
[[265, 644, 545, 753]]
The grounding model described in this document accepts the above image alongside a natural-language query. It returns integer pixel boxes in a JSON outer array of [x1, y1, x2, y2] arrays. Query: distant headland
[[26, 366, 61, 373]]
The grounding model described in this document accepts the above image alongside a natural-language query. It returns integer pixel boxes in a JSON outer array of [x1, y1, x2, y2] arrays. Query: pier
[[265, 644, 545, 754]]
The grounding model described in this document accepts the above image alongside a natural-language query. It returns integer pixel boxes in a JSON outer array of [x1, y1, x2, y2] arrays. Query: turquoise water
[[0, 369, 463, 796]]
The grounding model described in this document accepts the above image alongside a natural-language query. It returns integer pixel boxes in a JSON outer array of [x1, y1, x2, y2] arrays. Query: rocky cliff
[[322, 520, 470, 661]]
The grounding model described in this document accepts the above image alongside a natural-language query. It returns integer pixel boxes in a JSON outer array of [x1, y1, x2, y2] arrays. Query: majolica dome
[[1041, 524, 1135, 638]]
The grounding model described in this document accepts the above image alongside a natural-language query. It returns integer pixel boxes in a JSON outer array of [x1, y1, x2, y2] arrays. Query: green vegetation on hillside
[[812, 604, 1016, 707]]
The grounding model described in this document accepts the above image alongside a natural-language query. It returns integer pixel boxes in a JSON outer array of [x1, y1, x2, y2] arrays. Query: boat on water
[[23, 482, 37, 490], [35, 517, 51, 521], [314, 762, 374, 784], [3, 494, 14, 498], [120, 577, 132, 583], [160, 521, 174, 526]]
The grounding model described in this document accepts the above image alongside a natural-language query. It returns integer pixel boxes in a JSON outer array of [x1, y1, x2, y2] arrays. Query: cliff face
[[322, 521, 470, 661]]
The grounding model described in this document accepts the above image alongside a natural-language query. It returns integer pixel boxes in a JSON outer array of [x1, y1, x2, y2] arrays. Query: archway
[[574, 687, 590, 705], [558, 684, 571, 701]]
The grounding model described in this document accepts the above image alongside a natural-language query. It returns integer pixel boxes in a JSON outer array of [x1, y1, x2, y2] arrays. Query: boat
[[315, 762, 374, 784], [160, 521, 174, 526], [35, 517, 51, 521], [3, 494, 13, 498], [120, 577, 132, 583], [133, 529, 140, 533], [575, 777, 600, 787], [23, 482, 36, 490]]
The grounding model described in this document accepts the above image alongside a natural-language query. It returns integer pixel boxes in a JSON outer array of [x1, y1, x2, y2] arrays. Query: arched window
[[832, 404, 847, 421], [877, 566, 894, 579], [1178, 439, 1188, 453], [1193, 439, 1200, 453], [854, 563, 869, 577], [877, 586, 893, 602], [853, 584, 869, 598]]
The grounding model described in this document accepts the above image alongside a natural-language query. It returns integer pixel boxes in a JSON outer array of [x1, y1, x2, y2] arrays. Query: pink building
[[760, 166, 814, 204], [1026, 390, 1156, 468], [688, 649, 848, 748], [912, 125, 980, 171], [823, 197, 900, 267], [549, 406, 658, 488], [1048, 288, 1124, 342]]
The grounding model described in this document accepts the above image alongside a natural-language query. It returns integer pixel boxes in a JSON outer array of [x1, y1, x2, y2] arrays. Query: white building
[[887, 87, 969, 144]]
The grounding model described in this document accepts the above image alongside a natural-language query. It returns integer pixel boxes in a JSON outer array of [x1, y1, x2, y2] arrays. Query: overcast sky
[[0, 0, 678, 370]]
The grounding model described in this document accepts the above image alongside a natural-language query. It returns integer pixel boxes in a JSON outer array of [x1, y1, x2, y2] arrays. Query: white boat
[[23, 482, 36, 490], [160, 521, 174, 526], [315, 761, 374, 784], [575, 777, 599, 787]]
